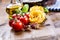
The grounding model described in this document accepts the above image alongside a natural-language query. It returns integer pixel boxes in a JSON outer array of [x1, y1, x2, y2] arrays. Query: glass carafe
[[6, 0, 23, 17]]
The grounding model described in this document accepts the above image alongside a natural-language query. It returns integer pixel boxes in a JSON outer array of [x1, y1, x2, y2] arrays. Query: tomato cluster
[[9, 13, 30, 31]]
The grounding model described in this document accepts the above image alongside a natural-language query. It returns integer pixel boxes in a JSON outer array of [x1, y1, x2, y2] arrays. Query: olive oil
[[6, 0, 23, 17]]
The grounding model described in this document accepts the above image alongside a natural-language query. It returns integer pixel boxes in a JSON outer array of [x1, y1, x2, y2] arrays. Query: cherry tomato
[[24, 16, 29, 24], [17, 14, 21, 20], [12, 14, 17, 18], [25, 13, 30, 18], [9, 19, 14, 27], [20, 16, 29, 25], [12, 20, 24, 31]]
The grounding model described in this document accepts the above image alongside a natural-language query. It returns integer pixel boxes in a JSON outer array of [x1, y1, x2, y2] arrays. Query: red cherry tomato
[[12, 20, 24, 31], [12, 14, 17, 18], [17, 14, 21, 20], [12, 14, 21, 19], [20, 16, 29, 25], [24, 16, 29, 24], [25, 13, 30, 18], [9, 19, 14, 27], [19, 16, 24, 20]]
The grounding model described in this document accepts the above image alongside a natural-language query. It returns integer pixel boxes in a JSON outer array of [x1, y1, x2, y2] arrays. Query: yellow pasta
[[29, 6, 46, 23]]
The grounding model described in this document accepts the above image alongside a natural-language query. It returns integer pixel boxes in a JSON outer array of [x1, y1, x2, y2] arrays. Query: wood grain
[[0, 15, 56, 40], [9, 15, 56, 40]]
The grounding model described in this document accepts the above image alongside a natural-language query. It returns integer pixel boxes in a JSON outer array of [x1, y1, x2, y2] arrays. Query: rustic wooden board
[[0, 15, 56, 40], [0, 13, 55, 40], [9, 15, 56, 40]]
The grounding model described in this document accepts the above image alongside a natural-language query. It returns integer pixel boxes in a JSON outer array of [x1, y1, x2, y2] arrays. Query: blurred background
[[0, 0, 60, 26]]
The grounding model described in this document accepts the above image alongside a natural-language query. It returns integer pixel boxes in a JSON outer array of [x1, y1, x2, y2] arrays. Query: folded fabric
[[46, 0, 60, 11]]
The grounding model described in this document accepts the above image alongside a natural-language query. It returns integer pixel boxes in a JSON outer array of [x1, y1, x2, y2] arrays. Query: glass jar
[[6, 0, 23, 17]]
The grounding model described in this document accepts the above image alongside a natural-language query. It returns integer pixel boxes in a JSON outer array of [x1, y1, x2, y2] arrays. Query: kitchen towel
[[46, 0, 60, 12]]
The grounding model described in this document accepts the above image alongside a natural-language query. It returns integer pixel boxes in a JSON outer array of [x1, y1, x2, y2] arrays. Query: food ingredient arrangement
[[7, 4, 49, 31]]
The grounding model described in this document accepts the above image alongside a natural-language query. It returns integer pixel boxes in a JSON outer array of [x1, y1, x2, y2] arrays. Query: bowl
[[23, 0, 43, 7]]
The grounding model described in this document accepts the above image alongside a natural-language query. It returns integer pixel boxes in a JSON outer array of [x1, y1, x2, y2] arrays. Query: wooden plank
[[0, 15, 56, 40], [10, 15, 56, 40]]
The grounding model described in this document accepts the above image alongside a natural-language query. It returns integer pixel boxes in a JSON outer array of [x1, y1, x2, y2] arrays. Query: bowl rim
[[23, 0, 42, 3]]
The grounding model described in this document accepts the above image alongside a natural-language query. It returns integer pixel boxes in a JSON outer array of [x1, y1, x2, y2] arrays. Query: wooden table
[[0, 15, 56, 40], [0, 0, 60, 40]]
